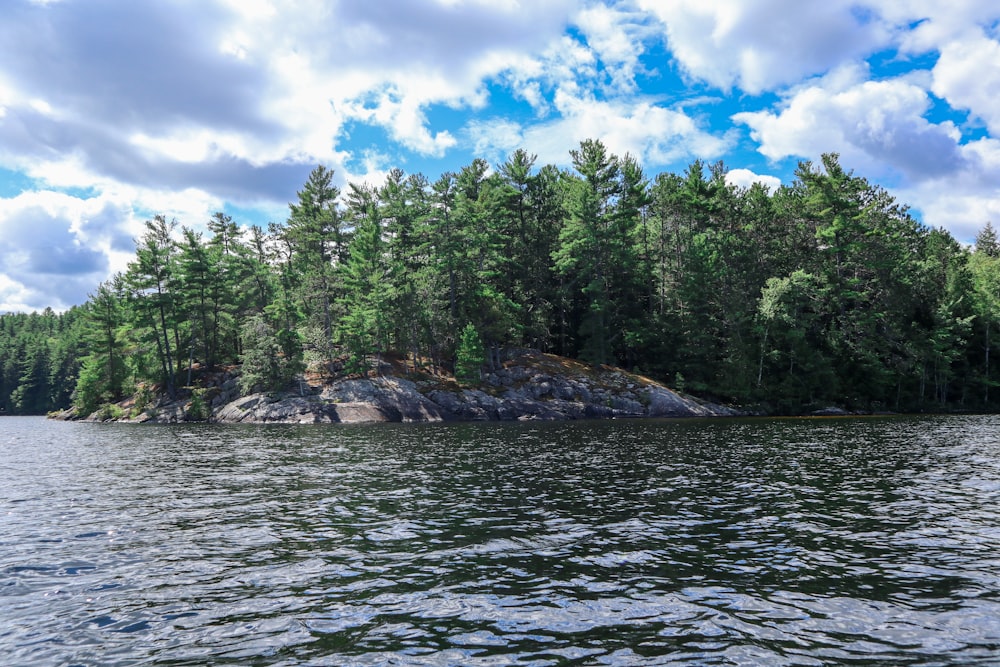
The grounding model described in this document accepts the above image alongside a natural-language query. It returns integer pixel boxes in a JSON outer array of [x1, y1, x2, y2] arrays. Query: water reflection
[[1, 415, 999, 665]]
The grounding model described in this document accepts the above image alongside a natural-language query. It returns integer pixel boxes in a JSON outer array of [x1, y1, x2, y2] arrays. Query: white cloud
[[895, 137, 1000, 242], [0, 191, 137, 311], [467, 119, 525, 164], [343, 86, 459, 157], [733, 64, 965, 179], [733, 63, 1000, 240], [638, 0, 893, 94], [725, 168, 781, 192], [498, 37, 596, 117], [931, 31, 1000, 134], [0, 0, 580, 207], [481, 89, 732, 168], [873, 1, 1000, 53], [575, 4, 657, 94]]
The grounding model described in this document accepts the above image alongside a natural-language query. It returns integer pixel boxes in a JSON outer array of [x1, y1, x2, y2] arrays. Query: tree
[[340, 182, 390, 375], [73, 277, 128, 413], [380, 169, 432, 370], [497, 151, 562, 351], [976, 222, 999, 258], [969, 249, 1000, 403], [126, 216, 179, 398], [553, 139, 643, 366], [455, 323, 485, 385], [756, 270, 836, 409], [553, 139, 620, 364], [238, 314, 301, 395], [281, 165, 345, 367]]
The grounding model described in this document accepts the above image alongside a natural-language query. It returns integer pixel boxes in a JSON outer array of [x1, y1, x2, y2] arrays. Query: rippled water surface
[[3, 415, 1000, 665]]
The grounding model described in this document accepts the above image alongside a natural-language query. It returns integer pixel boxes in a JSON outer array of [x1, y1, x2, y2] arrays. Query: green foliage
[[0, 308, 85, 415], [73, 355, 107, 417], [186, 387, 210, 421], [455, 323, 485, 385], [238, 314, 301, 395], [131, 384, 154, 418], [9, 150, 1000, 416], [95, 402, 125, 422]]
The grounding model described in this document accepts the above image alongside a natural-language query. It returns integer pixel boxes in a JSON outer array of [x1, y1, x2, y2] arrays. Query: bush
[[130, 384, 154, 418], [185, 387, 209, 421], [96, 402, 125, 421]]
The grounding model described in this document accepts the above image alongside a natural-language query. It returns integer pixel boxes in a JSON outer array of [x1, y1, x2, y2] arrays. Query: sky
[[2, 0, 1000, 312]]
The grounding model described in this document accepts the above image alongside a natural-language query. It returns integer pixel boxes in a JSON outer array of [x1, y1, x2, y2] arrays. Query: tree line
[[3, 140, 1000, 416]]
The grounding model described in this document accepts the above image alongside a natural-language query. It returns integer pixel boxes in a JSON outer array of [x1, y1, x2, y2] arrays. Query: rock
[[330, 402, 392, 423], [67, 349, 742, 425], [645, 386, 713, 417], [321, 377, 447, 423], [811, 406, 853, 416]]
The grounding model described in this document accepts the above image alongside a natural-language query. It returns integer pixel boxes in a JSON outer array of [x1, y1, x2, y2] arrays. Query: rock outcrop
[[76, 350, 740, 424]]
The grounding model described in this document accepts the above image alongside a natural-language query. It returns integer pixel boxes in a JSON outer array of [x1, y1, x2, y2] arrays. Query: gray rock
[[75, 349, 741, 425]]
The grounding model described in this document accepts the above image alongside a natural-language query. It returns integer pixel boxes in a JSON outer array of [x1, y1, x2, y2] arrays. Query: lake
[[2, 415, 999, 665]]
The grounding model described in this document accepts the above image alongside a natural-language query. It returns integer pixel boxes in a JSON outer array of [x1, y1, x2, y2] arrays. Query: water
[[2, 415, 1000, 666]]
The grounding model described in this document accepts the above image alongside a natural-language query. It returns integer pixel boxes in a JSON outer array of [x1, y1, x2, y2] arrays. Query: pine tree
[[340, 182, 390, 375], [455, 323, 485, 385]]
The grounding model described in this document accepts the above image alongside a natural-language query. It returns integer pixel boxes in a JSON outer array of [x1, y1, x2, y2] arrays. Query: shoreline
[[53, 350, 743, 425]]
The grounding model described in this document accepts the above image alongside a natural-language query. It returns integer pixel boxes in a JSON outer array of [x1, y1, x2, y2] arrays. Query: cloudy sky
[[2, 0, 999, 312]]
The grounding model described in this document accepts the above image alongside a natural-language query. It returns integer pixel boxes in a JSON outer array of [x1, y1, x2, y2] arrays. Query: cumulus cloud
[[733, 62, 1000, 239], [725, 168, 782, 192], [0, 191, 136, 312], [931, 31, 1000, 135], [895, 137, 1000, 242], [468, 90, 732, 170], [0, 0, 577, 199], [733, 65, 965, 179], [638, 0, 893, 94]]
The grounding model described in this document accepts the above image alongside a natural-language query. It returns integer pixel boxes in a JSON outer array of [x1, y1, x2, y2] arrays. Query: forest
[[3, 140, 1000, 417]]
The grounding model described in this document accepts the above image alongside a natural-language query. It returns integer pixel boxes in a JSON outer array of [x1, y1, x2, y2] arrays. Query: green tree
[[340, 182, 390, 375], [281, 165, 345, 368], [380, 169, 432, 370], [976, 222, 999, 257], [126, 216, 179, 398], [238, 314, 301, 394], [455, 323, 485, 385], [970, 245, 1000, 403], [73, 277, 128, 413], [553, 139, 620, 364]]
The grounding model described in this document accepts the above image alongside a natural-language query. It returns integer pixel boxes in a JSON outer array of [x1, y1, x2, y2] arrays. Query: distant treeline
[[4, 141, 1000, 416]]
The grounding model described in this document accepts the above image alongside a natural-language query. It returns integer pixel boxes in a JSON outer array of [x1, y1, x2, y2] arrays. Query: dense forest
[[4, 140, 1000, 416]]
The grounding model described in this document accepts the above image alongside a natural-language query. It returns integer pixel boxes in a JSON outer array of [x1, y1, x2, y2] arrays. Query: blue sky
[[2, 0, 1000, 312]]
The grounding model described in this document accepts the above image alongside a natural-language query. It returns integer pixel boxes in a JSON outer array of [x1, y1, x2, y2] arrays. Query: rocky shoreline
[[59, 350, 742, 424]]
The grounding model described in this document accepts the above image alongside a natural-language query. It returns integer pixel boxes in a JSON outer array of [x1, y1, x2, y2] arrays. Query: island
[[5, 143, 1000, 420]]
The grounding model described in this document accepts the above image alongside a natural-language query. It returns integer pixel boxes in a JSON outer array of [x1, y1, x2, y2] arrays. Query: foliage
[[9, 145, 1000, 416], [238, 314, 301, 395], [455, 323, 486, 385], [0, 307, 86, 415], [186, 387, 210, 421]]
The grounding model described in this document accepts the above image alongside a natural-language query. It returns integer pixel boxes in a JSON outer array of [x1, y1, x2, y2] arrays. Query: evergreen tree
[[340, 182, 390, 375], [126, 216, 179, 398], [281, 165, 345, 368], [73, 277, 128, 414], [455, 323, 485, 385], [976, 222, 999, 258]]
